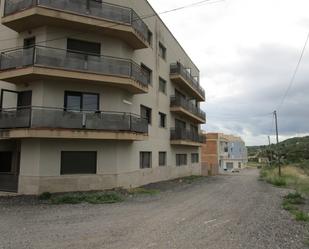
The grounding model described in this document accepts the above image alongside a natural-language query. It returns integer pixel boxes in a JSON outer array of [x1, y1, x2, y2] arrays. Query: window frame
[[140, 105, 152, 125], [159, 112, 166, 128], [176, 154, 187, 166], [191, 153, 199, 164], [141, 63, 153, 85], [159, 151, 167, 167], [159, 77, 167, 94], [60, 151, 97, 175], [159, 42, 167, 60], [140, 151, 152, 169], [64, 91, 100, 112]]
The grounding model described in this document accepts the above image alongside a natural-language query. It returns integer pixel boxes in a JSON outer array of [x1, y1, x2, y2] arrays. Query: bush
[[38, 192, 52, 200], [266, 176, 287, 187], [284, 192, 305, 205]]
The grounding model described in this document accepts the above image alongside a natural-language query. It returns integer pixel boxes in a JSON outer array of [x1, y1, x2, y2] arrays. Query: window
[[159, 42, 166, 59], [176, 154, 187, 166], [140, 152, 152, 169], [147, 30, 153, 46], [159, 152, 166, 166], [0, 152, 12, 173], [141, 105, 152, 124], [141, 64, 152, 85], [61, 151, 97, 175], [65, 91, 99, 111], [159, 77, 166, 94], [67, 38, 100, 55], [23, 37, 35, 48], [159, 112, 166, 128], [191, 153, 199, 163]]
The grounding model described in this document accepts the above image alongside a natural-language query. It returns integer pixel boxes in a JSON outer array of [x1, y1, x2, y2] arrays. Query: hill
[[248, 136, 309, 163]]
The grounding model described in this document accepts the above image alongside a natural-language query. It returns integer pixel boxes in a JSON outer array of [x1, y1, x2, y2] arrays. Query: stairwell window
[[140, 152, 152, 169], [159, 42, 166, 60], [176, 154, 187, 166], [159, 152, 167, 166], [159, 77, 167, 94], [159, 112, 166, 128]]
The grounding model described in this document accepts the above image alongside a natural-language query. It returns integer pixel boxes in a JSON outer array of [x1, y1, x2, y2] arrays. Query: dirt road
[[0, 168, 307, 249]]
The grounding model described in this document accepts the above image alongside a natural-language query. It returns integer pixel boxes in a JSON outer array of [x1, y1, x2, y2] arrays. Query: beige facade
[[0, 0, 205, 194]]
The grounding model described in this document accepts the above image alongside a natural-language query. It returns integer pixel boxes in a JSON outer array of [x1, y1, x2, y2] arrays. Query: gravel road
[[0, 168, 308, 249]]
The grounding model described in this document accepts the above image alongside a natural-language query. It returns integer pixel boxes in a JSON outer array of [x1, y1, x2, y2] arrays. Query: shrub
[[38, 192, 52, 200], [266, 176, 287, 187]]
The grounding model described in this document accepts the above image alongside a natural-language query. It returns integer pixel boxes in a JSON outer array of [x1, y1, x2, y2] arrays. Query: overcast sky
[[148, 0, 309, 146]]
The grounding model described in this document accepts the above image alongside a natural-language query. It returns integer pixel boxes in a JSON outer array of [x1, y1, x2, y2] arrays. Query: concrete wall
[[0, 0, 204, 194]]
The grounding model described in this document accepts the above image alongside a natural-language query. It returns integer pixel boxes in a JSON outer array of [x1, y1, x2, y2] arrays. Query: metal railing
[[170, 95, 206, 121], [170, 62, 205, 98], [0, 46, 149, 87], [0, 106, 148, 134], [3, 0, 150, 44], [170, 128, 204, 143]]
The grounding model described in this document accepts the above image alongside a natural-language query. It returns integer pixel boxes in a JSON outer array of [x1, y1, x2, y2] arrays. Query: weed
[[284, 192, 305, 205], [293, 211, 309, 222], [266, 176, 287, 187], [182, 175, 205, 184], [38, 192, 52, 200], [50, 192, 123, 205]]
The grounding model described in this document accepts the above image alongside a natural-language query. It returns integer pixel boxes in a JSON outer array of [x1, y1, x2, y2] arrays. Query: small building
[[202, 133, 248, 175]]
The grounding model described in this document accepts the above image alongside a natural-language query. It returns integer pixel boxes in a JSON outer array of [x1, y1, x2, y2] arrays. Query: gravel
[[0, 168, 308, 249]]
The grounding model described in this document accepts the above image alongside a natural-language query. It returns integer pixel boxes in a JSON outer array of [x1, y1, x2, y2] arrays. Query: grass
[[293, 210, 309, 222], [281, 192, 309, 223], [181, 175, 205, 184], [50, 192, 124, 205]]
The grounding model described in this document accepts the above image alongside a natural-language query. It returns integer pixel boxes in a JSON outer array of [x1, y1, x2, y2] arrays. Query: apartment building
[[201, 133, 247, 175], [0, 0, 206, 194]]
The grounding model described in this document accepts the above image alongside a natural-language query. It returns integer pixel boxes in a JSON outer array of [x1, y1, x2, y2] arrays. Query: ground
[[0, 168, 308, 249]]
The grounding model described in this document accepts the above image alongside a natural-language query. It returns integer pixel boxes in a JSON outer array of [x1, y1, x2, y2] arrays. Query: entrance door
[[0, 142, 20, 192]]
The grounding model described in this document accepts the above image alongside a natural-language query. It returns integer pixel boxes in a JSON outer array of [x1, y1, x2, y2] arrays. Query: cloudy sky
[[148, 0, 309, 146]]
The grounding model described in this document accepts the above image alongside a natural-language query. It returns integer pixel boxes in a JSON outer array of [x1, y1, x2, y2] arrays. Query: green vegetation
[[281, 192, 309, 222], [294, 210, 309, 222], [50, 192, 124, 205], [38, 192, 52, 200], [181, 175, 205, 184]]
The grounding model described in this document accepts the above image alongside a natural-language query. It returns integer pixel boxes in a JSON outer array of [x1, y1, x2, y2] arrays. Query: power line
[[277, 31, 309, 111], [0, 0, 224, 51]]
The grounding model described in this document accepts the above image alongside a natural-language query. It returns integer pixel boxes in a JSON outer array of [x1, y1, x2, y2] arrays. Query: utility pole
[[268, 136, 271, 146], [274, 110, 281, 176]]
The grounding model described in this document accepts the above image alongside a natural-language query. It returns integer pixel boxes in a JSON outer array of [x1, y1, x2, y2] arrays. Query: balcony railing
[[0, 106, 148, 134], [170, 95, 206, 121], [3, 0, 149, 44], [170, 128, 204, 143], [0, 46, 149, 88], [170, 62, 205, 99]]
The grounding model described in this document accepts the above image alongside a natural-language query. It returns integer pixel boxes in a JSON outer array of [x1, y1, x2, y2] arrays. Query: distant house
[[201, 133, 248, 175]]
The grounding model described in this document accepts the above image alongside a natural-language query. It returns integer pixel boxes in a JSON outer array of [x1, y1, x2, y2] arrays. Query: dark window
[[159, 77, 166, 94], [191, 153, 199, 163], [141, 105, 152, 124], [140, 152, 152, 169], [23, 37, 35, 48], [141, 64, 152, 85], [65, 91, 99, 111], [17, 91, 32, 108], [0, 152, 12, 173], [176, 154, 187, 166], [147, 30, 153, 46], [159, 42, 166, 59], [67, 38, 101, 55], [61, 151, 97, 175], [159, 112, 166, 128], [159, 152, 166, 166]]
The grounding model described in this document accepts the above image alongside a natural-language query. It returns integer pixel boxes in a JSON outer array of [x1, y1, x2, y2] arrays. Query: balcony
[[0, 106, 148, 140], [170, 96, 206, 124], [170, 62, 205, 101], [170, 128, 204, 147], [2, 0, 150, 49], [0, 46, 149, 94]]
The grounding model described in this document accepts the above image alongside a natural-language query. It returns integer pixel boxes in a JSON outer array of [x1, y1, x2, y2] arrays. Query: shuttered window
[[61, 151, 97, 175], [176, 154, 187, 166], [159, 152, 167, 166]]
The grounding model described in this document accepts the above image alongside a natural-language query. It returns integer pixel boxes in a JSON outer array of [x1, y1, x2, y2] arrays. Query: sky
[[147, 0, 309, 146]]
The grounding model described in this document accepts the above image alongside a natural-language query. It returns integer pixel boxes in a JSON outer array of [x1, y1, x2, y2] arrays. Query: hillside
[[248, 136, 309, 162]]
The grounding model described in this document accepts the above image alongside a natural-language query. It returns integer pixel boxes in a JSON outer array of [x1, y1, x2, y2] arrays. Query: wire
[[0, 0, 224, 51], [277, 31, 309, 111]]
